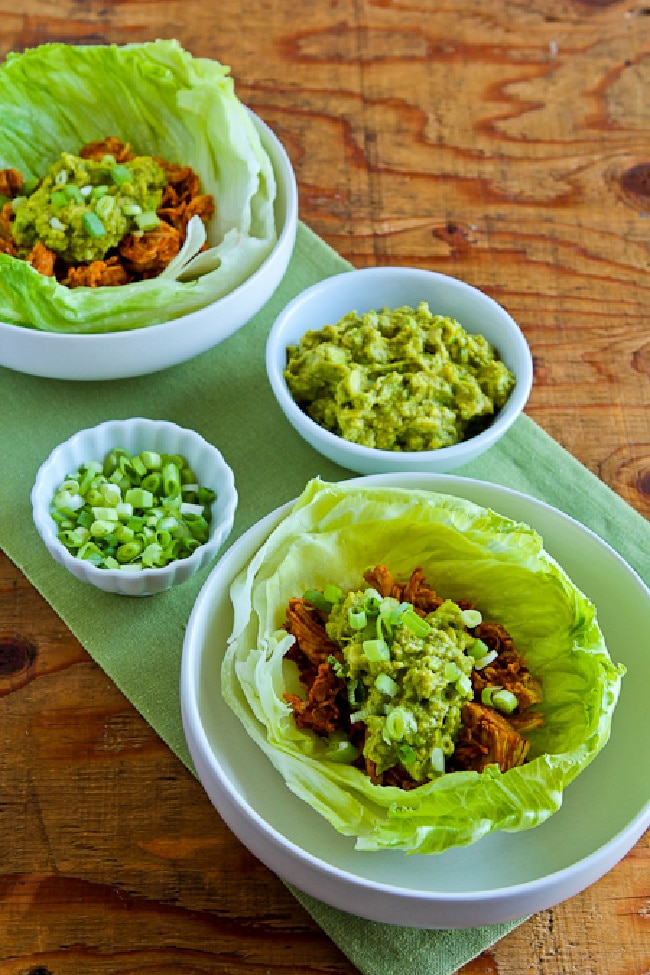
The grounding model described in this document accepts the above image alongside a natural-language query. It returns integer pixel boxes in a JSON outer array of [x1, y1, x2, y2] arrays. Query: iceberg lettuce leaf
[[221, 479, 625, 854], [0, 40, 277, 332]]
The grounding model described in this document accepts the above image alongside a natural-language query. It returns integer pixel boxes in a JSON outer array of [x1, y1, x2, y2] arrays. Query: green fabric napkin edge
[[1, 220, 648, 975]]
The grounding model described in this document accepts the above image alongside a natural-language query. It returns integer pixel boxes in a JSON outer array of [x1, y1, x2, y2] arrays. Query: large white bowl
[[32, 417, 238, 596], [181, 472, 649, 929], [266, 268, 533, 474], [0, 112, 298, 381]]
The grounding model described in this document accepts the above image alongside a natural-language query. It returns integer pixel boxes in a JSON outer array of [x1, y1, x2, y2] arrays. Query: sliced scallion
[[402, 608, 431, 638], [82, 211, 106, 238], [50, 448, 216, 571]]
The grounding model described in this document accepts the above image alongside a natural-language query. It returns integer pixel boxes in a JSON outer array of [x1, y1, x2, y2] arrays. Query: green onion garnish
[[491, 689, 519, 714], [82, 212, 106, 238], [363, 638, 390, 662], [461, 608, 483, 628], [111, 163, 133, 186], [348, 606, 367, 630], [324, 584, 343, 604], [375, 673, 398, 697], [401, 608, 431, 638], [50, 188, 69, 210], [134, 211, 160, 232]]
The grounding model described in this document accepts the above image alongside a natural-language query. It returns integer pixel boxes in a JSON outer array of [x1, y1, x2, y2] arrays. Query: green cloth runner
[[2, 221, 648, 975]]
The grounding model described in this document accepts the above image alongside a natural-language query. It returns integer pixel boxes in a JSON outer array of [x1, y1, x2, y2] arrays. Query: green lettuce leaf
[[0, 40, 276, 332], [221, 478, 625, 854]]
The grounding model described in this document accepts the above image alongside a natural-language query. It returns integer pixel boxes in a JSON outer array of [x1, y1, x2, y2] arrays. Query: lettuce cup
[[221, 478, 625, 855], [0, 40, 277, 333]]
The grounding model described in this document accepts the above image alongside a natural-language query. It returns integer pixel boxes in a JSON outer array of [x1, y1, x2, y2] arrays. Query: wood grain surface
[[1, 1, 648, 973]]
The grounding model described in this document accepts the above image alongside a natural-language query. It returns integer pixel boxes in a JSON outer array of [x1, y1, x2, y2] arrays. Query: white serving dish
[[180, 472, 649, 928], [0, 112, 298, 381]]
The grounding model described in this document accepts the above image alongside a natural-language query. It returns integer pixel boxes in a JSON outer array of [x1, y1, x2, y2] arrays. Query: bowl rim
[[0, 107, 298, 349], [265, 266, 533, 463], [180, 470, 649, 926], [31, 416, 238, 581]]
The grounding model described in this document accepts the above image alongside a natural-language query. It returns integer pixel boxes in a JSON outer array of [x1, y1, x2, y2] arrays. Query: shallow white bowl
[[181, 472, 649, 929], [1, 112, 298, 381], [266, 267, 533, 474], [32, 417, 238, 596]]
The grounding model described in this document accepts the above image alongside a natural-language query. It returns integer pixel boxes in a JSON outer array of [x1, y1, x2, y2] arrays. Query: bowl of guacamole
[[266, 267, 533, 473], [0, 40, 298, 379]]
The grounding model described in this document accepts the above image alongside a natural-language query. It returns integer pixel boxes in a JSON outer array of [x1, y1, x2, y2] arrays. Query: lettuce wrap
[[0, 40, 276, 332], [221, 478, 625, 854]]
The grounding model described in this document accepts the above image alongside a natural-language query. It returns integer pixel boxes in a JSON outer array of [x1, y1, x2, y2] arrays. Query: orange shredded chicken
[[27, 241, 56, 277]]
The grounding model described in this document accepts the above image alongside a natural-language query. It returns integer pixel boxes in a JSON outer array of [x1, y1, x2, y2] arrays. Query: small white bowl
[[266, 267, 533, 474], [1, 112, 298, 381], [31, 418, 238, 596]]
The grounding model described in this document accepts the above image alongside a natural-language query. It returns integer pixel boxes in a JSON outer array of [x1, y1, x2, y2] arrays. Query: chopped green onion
[[49, 216, 66, 232], [348, 606, 367, 630], [82, 211, 106, 238], [383, 706, 417, 741], [49, 448, 216, 571], [474, 649, 498, 670], [54, 169, 68, 186], [461, 608, 483, 628], [467, 638, 490, 661], [95, 195, 114, 220], [140, 450, 162, 470], [110, 163, 133, 186], [363, 638, 390, 662], [375, 673, 398, 697], [122, 202, 142, 216], [430, 747, 445, 773], [134, 210, 159, 232], [125, 487, 154, 509], [363, 588, 382, 615], [324, 584, 343, 604], [402, 608, 431, 637], [50, 188, 69, 210], [63, 183, 84, 203], [481, 686, 500, 706], [91, 184, 109, 200], [491, 689, 519, 714]]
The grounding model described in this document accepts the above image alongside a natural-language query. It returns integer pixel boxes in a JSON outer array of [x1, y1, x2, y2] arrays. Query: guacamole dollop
[[12, 150, 166, 264], [284, 302, 516, 451], [326, 589, 479, 782]]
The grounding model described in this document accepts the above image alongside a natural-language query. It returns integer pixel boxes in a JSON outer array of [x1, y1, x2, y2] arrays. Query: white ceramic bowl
[[32, 418, 238, 596], [181, 472, 649, 929], [266, 267, 533, 474], [1, 112, 298, 381]]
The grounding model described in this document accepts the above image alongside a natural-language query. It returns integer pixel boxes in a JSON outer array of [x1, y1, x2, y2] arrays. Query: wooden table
[[1, 2, 648, 973]]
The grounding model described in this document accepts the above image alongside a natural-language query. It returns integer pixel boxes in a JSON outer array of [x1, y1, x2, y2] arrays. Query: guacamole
[[11, 150, 166, 264], [326, 589, 480, 782], [284, 302, 516, 451]]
